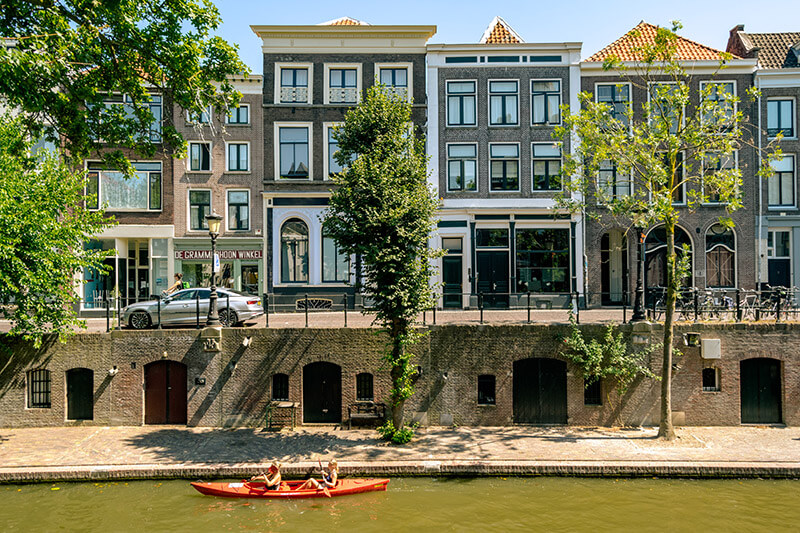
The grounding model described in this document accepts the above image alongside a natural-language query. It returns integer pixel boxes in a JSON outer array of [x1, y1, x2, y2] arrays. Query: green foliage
[[324, 85, 441, 429], [561, 314, 659, 396], [376, 421, 417, 445], [0, 112, 115, 345], [0, 0, 248, 168]]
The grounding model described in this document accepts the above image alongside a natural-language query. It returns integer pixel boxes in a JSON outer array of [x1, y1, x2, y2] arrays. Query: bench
[[347, 402, 387, 430]]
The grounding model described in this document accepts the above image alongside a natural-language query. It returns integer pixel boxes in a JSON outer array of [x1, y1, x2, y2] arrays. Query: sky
[[212, 0, 800, 74]]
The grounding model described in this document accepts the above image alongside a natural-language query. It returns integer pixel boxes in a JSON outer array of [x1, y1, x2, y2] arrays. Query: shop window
[[280, 218, 309, 283], [356, 373, 374, 402], [272, 373, 289, 401], [189, 190, 211, 231], [86, 161, 162, 211], [477, 374, 496, 405], [27, 369, 51, 408], [584, 379, 602, 406], [516, 228, 570, 293], [322, 229, 349, 283], [702, 368, 720, 392], [227, 190, 249, 231], [475, 228, 509, 248], [706, 224, 735, 288]]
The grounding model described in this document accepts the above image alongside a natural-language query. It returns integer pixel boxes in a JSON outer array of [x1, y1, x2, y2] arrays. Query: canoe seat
[[347, 401, 386, 430]]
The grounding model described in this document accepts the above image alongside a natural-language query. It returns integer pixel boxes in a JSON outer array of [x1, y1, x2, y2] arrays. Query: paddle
[[318, 460, 331, 498]]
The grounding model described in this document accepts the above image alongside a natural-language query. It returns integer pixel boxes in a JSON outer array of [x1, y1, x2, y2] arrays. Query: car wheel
[[220, 309, 237, 327], [129, 311, 152, 330]]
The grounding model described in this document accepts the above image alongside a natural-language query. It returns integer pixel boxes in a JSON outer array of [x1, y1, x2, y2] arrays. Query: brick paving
[[1, 425, 799, 482]]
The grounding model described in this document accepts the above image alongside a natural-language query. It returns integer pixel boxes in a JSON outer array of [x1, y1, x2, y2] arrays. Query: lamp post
[[631, 214, 647, 322], [206, 212, 223, 327]]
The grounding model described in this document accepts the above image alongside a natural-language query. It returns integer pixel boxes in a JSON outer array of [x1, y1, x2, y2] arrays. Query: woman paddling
[[296, 460, 338, 491], [249, 462, 281, 490]]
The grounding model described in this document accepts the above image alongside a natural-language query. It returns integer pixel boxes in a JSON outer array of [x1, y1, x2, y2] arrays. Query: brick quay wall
[[1, 323, 798, 428]]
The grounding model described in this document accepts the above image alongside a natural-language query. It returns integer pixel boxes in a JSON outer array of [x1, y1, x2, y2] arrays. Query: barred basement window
[[477, 374, 496, 405], [584, 379, 602, 406], [702, 368, 720, 392], [356, 373, 374, 402], [27, 369, 51, 408], [272, 373, 289, 401]]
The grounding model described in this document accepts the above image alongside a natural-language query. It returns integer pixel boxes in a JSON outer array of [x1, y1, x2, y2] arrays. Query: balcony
[[280, 87, 309, 104], [381, 86, 409, 102], [328, 87, 358, 105]]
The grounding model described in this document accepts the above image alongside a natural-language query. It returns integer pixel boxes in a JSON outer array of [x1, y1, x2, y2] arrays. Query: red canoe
[[190, 479, 390, 499]]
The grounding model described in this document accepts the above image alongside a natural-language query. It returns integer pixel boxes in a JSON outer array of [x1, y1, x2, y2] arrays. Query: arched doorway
[[601, 230, 628, 305], [303, 362, 342, 423], [645, 226, 693, 301], [740, 358, 782, 424], [66, 368, 94, 420], [513, 358, 567, 424], [144, 361, 187, 424]]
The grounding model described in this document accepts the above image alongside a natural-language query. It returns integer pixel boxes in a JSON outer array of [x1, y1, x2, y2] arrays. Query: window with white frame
[[326, 125, 343, 178], [322, 227, 349, 283], [188, 141, 211, 172], [768, 99, 795, 138], [86, 161, 162, 211], [187, 106, 211, 124], [649, 83, 683, 135], [281, 218, 309, 283], [489, 81, 518, 126], [227, 190, 249, 231], [531, 80, 560, 125], [447, 81, 476, 126], [101, 94, 162, 142], [659, 152, 686, 204], [597, 160, 630, 201], [702, 151, 737, 204], [227, 143, 248, 172], [596, 83, 630, 127], [226, 104, 249, 125], [447, 144, 477, 192], [769, 155, 795, 207], [378, 66, 409, 101], [278, 126, 310, 179], [700, 81, 735, 128], [189, 190, 211, 231], [279, 67, 310, 104], [328, 67, 358, 104], [531, 143, 561, 191], [705, 223, 735, 288], [489, 144, 519, 191], [768, 230, 791, 259]]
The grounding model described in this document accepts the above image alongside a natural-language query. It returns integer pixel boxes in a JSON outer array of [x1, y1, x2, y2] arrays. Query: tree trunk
[[389, 321, 406, 430], [657, 218, 677, 440]]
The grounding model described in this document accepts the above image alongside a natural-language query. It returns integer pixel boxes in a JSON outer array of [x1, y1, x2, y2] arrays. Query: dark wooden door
[[442, 255, 463, 308], [66, 368, 93, 420], [768, 259, 791, 288], [476, 251, 509, 308], [513, 358, 567, 424], [144, 361, 187, 424], [741, 358, 781, 424], [303, 362, 341, 423]]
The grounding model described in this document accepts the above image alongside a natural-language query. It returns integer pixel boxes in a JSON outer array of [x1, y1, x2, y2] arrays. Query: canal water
[[1, 477, 798, 531]]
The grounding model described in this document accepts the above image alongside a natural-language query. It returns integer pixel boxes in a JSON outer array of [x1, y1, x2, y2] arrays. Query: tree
[[323, 85, 440, 438], [555, 22, 780, 439], [0, 112, 115, 346], [0, 0, 248, 167]]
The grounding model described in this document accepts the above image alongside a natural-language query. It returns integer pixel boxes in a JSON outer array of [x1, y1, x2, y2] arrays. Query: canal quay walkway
[[1, 425, 800, 483]]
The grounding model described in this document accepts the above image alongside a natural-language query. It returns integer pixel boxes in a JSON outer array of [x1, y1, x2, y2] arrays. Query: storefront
[[173, 239, 264, 295]]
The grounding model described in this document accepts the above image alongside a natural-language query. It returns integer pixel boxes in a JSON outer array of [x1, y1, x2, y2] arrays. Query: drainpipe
[[757, 74, 763, 289]]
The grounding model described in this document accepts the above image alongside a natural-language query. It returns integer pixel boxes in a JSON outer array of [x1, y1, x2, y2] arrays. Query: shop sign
[[175, 250, 263, 260]]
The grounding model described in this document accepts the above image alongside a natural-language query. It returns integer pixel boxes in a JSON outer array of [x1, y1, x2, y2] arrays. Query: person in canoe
[[296, 459, 338, 491], [249, 462, 282, 490]]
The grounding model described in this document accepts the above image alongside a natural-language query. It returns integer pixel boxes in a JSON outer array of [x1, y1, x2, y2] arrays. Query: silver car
[[122, 288, 264, 329]]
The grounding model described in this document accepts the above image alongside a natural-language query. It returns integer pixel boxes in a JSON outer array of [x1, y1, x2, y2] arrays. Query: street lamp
[[205, 212, 223, 327], [631, 211, 647, 322]]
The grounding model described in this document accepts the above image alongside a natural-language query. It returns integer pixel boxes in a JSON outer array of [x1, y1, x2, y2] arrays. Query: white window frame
[[651, 151, 687, 206], [446, 79, 477, 127], [768, 154, 797, 209], [699, 80, 737, 129], [647, 81, 685, 134], [701, 150, 738, 205], [323, 122, 344, 180], [487, 79, 519, 127], [187, 188, 212, 233], [274, 122, 313, 181], [530, 79, 562, 126], [767, 97, 797, 140], [704, 224, 737, 289], [85, 160, 163, 212], [186, 105, 212, 125], [226, 103, 250, 125], [596, 161, 633, 204], [767, 229, 792, 259], [445, 142, 479, 193], [488, 142, 521, 193], [594, 82, 632, 130], [187, 141, 212, 173], [323, 63, 362, 105], [225, 141, 250, 173], [225, 188, 250, 232], [530, 142, 563, 192], [375, 62, 413, 103], [274, 62, 313, 105]]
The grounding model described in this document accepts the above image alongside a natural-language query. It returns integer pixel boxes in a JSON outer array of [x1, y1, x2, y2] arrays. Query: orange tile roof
[[586, 22, 738, 62], [319, 17, 368, 26], [480, 17, 524, 44]]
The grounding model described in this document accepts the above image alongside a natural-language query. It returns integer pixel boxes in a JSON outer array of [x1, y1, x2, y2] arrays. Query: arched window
[[706, 224, 735, 288], [280, 218, 309, 283], [272, 373, 289, 401], [645, 226, 693, 290], [356, 373, 373, 402]]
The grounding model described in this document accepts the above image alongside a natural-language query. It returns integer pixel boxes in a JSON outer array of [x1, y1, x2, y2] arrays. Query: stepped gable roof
[[480, 16, 524, 44], [319, 17, 369, 26], [586, 21, 737, 63], [730, 27, 800, 69]]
